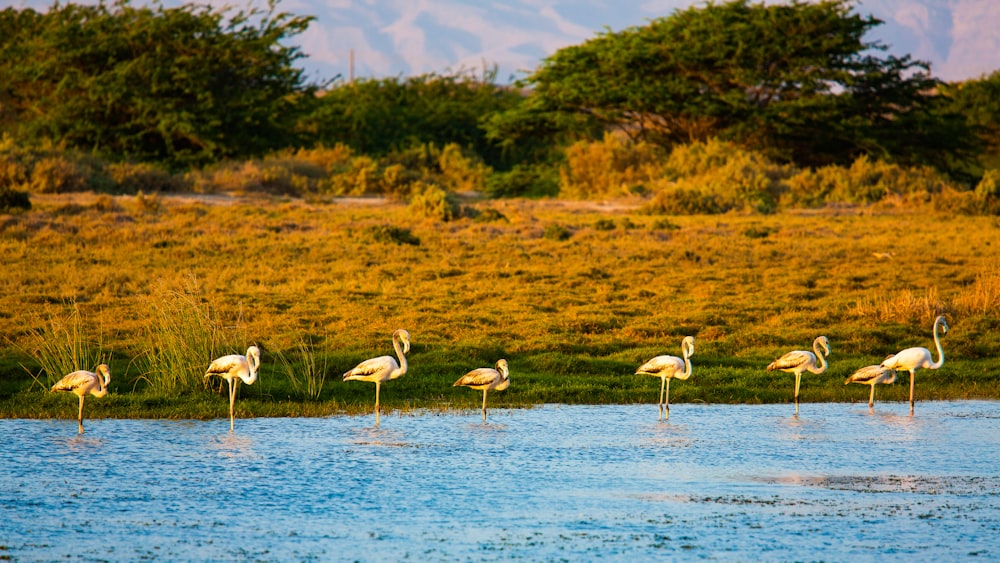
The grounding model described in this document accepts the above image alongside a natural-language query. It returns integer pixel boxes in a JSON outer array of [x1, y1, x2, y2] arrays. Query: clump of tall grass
[[953, 268, 1000, 315], [138, 283, 237, 394], [851, 288, 948, 325], [20, 305, 108, 389], [275, 339, 330, 400]]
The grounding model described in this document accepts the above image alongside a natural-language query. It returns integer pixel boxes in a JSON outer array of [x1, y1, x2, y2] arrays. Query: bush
[[362, 225, 420, 246], [0, 185, 31, 213], [29, 156, 90, 193], [543, 224, 572, 241], [408, 183, 460, 221], [486, 164, 559, 198], [786, 156, 954, 207], [594, 218, 616, 231], [975, 169, 1000, 199], [641, 187, 725, 215], [559, 133, 663, 199], [472, 208, 508, 223], [108, 162, 190, 193]]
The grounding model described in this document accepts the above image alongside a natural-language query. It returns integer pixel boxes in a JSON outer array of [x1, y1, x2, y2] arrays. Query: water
[[3, 401, 1000, 561]]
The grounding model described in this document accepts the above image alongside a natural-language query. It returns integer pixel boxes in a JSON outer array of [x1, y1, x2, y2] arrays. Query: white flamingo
[[881, 315, 948, 415], [205, 346, 260, 432], [51, 364, 111, 434], [767, 335, 830, 414], [845, 364, 897, 410], [343, 329, 410, 427], [454, 359, 510, 421], [635, 336, 695, 421]]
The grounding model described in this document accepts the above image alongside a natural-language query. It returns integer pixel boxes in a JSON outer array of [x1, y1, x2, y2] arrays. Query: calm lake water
[[3, 401, 1000, 561]]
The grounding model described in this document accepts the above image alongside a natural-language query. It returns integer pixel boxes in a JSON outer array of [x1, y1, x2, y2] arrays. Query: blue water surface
[[3, 401, 1000, 561]]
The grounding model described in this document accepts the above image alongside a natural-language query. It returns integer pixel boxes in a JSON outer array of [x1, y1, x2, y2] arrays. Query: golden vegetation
[[2, 193, 999, 419]]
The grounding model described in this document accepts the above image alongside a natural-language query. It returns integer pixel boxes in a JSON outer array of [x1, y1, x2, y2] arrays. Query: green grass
[[1, 193, 999, 421]]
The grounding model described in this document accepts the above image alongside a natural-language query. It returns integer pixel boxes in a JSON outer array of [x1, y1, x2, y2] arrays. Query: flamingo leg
[[909, 370, 916, 415], [664, 378, 672, 420], [481, 389, 488, 422], [228, 378, 236, 433], [77, 394, 85, 434], [794, 373, 802, 415], [868, 385, 876, 409], [658, 377, 667, 421], [374, 382, 381, 427]]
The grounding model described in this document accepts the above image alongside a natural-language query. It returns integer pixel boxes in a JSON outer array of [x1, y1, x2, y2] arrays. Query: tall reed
[[275, 338, 329, 400], [21, 304, 108, 389], [138, 283, 235, 394]]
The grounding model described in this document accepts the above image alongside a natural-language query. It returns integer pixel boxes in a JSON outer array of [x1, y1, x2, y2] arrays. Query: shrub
[[543, 224, 572, 241], [108, 162, 190, 193], [192, 161, 303, 195], [594, 218, 616, 231], [133, 191, 163, 214], [975, 169, 1000, 199], [362, 224, 420, 246], [559, 133, 663, 199], [408, 183, 460, 221], [29, 156, 90, 193], [0, 186, 31, 213], [472, 208, 508, 223], [486, 164, 559, 198], [786, 156, 954, 207], [641, 187, 725, 215], [650, 218, 680, 231]]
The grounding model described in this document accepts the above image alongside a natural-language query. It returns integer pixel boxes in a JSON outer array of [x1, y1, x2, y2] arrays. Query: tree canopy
[[0, 0, 314, 168], [497, 0, 974, 170], [299, 68, 527, 169]]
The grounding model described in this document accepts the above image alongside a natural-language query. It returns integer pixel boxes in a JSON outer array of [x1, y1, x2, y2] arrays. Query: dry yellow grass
[[2, 193, 999, 415]]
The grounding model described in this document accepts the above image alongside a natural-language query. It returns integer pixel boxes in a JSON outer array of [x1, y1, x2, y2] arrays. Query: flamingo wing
[[454, 368, 500, 388], [845, 365, 886, 385], [51, 370, 98, 393], [636, 355, 683, 376], [881, 347, 931, 370], [206, 354, 247, 377], [767, 350, 812, 371], [343, 356, 396, 380]]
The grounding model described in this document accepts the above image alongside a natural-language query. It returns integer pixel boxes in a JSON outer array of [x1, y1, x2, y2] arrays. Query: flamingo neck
[[931, 321, 945, 369], [93, 369, 110, 397], [391, 335, 408, 379], [681, 355, 692, 379], [812, 341, 829, 374], [241, 349, 260, 385]]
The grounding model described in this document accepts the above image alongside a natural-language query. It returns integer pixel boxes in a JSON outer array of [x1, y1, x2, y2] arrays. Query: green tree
[[940, 71, 1000, 172], [497, 0, 974, 172], [299, 69, 528, 169], [0, 0, 315, 169]]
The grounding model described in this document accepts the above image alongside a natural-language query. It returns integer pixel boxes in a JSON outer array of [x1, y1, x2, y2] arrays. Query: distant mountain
[[286, 0, 999, 84], [9, 0, 998, 83]]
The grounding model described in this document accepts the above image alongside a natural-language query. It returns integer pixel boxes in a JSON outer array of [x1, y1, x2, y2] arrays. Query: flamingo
[[205, 346, 260, 432], [343, 329, 410, 427], [845, 364, 897, 410], [881, 315, 948, 415], [767, 335, 830, 414], [635, 336, 695, 421], [454, 359, 510, 421], [51, 364, 111, 434]]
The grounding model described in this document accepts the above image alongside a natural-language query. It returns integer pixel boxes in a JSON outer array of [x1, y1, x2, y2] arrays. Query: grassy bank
[[2, 193, 999, 421]]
